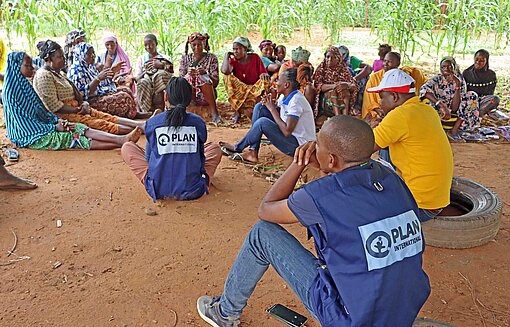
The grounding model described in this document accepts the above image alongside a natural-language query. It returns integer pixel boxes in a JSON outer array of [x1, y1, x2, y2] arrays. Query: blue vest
[[144, 112, 208, 201], [301, 161, 430, 327]]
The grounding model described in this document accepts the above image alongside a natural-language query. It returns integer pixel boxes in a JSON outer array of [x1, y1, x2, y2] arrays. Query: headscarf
[[233, 37, 253, 52], [3, 52, 58, 147], [64, 30, 86, 66], [462, 49, 497, 97], [102, 34, 131, 74], [258, 39, 275, 51], [67, 42, 116, 99], [185, 32, 210, 54], [39, 39, 62, 61], [440, 56, 461, 74], [337, 45, 350, 67], [291, 46, 310, 63]]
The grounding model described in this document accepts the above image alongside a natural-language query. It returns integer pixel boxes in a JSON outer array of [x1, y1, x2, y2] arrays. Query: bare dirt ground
[[1, 28, 510, 327]]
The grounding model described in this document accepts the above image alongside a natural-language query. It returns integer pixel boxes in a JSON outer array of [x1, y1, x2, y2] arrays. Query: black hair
[[379, 43, 392, 51], [282, 68, 300, 90], [185, 33, 211, 55], [164, 77, 192, 127], [275, 45, 286, 52], [386, 51, 401, 65], [39, 40, 62, 61], [321, 115, 374, 163], [145, 34, 158, 45]]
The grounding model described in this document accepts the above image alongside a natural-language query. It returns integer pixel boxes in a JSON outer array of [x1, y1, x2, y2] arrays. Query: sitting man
[[362, 51, 426, 124], [368, 69, 453, 221], [198, 115, 431, 327]]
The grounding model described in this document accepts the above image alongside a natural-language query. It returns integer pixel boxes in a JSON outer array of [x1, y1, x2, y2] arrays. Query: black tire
[[422, 176, 502, 249], [413, 317, 458, 327]]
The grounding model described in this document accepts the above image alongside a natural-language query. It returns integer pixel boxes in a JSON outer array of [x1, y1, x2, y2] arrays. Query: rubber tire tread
[[422, 176, 502, 249]]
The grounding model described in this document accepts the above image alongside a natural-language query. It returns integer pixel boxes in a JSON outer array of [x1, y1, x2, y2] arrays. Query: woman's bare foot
[[0, 169, 37, 191], [240, 149, 258, 164], [126, 127, 143, 143]]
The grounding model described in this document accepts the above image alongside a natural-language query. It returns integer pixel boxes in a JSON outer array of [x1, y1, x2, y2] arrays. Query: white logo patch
[[156, 126, 198, 155], [358, 210, 423, 271]]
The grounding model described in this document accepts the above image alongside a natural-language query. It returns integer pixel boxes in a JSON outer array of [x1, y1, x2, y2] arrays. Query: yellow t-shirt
[[373, 96, 453, 209]]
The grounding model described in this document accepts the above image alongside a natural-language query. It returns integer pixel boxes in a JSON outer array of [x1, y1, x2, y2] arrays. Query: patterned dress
[[419, 73, 480, 132], [179, 52, 219, 105]]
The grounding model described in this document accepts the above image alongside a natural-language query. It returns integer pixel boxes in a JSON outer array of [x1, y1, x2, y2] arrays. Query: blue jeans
[[234, 103, 299, 156], [219, 221, 320, 319]]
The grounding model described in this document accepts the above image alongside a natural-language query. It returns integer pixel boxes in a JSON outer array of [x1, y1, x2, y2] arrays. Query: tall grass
[[1, 0, 509, 61]]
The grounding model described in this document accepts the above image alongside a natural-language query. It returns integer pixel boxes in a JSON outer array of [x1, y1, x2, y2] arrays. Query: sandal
[[4, 148, 19, 162], [219, 142, 237, 156], [228, 153, 257, 165], [446, 133, 465, 143]]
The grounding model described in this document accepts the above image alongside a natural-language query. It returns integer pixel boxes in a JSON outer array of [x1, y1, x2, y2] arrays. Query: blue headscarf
[[3, 52, 58, 147], [67, 42, 116, 99]]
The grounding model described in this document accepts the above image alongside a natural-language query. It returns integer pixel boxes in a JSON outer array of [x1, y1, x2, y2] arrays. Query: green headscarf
[[233, 37, 253, 52], [291, 46, 311, 63]]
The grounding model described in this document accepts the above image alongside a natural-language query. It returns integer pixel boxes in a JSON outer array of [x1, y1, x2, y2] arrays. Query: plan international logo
[[358, 210, 423, 271]]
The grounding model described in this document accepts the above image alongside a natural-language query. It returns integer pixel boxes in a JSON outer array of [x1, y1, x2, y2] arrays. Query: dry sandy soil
[[1, 28, 510, 327], [0, 118, 509, 327]]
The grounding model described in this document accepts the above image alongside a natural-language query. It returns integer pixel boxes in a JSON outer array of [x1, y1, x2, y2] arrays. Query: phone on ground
[[266, 303, 308, 327]]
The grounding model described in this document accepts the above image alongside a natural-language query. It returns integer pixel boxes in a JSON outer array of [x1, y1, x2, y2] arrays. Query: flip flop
[[228, 153, 256, 165], [4, 149, 19, 162], [219, 142, 237, 156]]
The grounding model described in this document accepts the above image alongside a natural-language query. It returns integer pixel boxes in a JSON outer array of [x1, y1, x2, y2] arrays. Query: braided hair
[[165, 77, 192, 127]]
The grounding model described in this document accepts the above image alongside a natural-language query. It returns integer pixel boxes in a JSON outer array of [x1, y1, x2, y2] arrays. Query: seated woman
[[362, 51, 426, 122], [420, 56, 480, 139], [63, 30, 86, 70], [219, 68, 316, 164], [279, 46, 312, 75], [97, 34, 134, 91], [135, 34, 174, 113], [4, 52, 142, 151], [33, 40, 144, 135], [372, 43, 391, 72], [179, 32, 222, 124], [462, 49, 500, 117], [221, 36, 269, 123], [312, 46, 358, 119], [67, 42, 139, 119], [121, 77, 222, 201], [258, 39, 281, 76], [337, 45, 372, 113]]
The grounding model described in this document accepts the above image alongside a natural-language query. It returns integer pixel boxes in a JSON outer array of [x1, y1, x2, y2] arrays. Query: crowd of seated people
[[0, 28, 507, 327]]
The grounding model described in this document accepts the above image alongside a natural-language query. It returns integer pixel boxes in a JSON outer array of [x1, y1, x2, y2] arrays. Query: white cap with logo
[[367, 69, 416, 94]]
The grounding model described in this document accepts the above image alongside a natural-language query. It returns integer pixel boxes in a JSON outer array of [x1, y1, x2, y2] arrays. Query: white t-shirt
[[277, 91, 316, 145]]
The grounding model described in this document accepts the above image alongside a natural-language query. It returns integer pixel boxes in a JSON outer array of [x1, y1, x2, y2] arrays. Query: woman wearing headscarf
[[4, 52, 142, 151], [221, 36, 269, 123], [258, 39, 281, 75], [97, 34, 134, 91], [34, 40, 144, 135], [179, 32, 222, 124], [312, 46, 358, 120], [278, 46, 312, 75], [420, 56, 480, 140], [462, 49, 500, 117], [63, 29, 86, 69], [67, 42, 139, 118]]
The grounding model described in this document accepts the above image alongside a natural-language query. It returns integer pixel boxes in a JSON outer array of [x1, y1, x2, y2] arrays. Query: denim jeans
[[234, 103, 299, 156], [219, 221, 320, 320]]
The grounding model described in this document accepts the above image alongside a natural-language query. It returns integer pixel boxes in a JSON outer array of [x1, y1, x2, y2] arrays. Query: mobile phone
[[266, 304, 307, 327]]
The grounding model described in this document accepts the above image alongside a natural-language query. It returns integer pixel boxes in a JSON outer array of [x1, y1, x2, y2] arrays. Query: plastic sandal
[[4, 148, 19, 162]]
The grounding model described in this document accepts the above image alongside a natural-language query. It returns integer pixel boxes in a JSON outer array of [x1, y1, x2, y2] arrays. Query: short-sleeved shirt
[[373, 96, 453, 209], [229, 53, 267, 85], [33, 68, 76, 113], [277, 90, 316, 145], [260, 55, 273, 69]]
